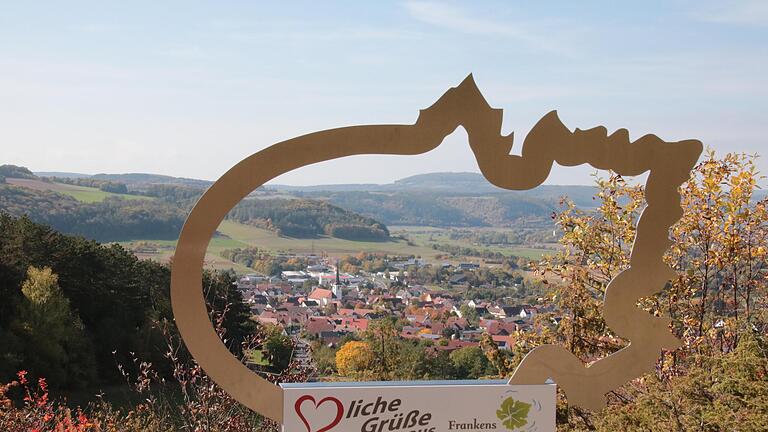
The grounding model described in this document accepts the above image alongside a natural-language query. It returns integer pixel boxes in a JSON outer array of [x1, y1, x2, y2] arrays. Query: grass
[[127, 236, 250, 251], [216, 220, 441, 258], [60, 188, 112, 202], [61, 185, 150, 203], [118, 221, 556, 273], [5, 178, 151, 203], [245, 349, 270, 366], [117, 235, 252, 273], [391, 226, 557, 260], [481, 246, 555, 259]]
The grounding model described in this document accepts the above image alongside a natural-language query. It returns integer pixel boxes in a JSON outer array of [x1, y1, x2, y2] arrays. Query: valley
[[3, 165, 572, 272]]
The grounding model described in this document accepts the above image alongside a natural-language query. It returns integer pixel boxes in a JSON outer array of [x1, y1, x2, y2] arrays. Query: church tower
[[331, 262, 343, 299]]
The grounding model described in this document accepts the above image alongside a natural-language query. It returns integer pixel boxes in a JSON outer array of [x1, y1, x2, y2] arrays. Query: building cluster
[[237, 256, 541, 356]]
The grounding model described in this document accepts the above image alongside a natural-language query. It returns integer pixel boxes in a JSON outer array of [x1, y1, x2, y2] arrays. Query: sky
[[1, 1, 767, 186]]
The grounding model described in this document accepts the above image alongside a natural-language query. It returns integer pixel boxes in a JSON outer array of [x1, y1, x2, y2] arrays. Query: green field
[[216, 220, 440, 258], [119, 221, 556, 272], [60, 185, 151, 203], [119, 221, 442, 271], [479, 246, 555, 260], [119, 235, 252, 272], [390, 225, 557, 260], [124, 236, 249, 251], [6, 178, 151, 203], [9, 177, 557, 268]]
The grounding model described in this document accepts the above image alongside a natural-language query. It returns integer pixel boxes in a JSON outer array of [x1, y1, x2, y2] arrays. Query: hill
[[91, 172, 213, 189], [0, 214, 252, 389], [6, 178, 150, 203], [0, 182, 391, 242], [312, 191, 557, 227], [228, 198, 390, 240], [2, 165, 392, 243], [271, 172, 597, 204], [275, 172, 598, 228], [0, 164, 37, 180], [35, 171, 213, 189], [19, 168, 604, 229], [34, 171, 91, 179], [0, 184, 185, 241]]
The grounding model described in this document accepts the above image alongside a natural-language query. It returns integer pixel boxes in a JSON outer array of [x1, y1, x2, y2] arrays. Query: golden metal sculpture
[[170, 75, 702, 423]]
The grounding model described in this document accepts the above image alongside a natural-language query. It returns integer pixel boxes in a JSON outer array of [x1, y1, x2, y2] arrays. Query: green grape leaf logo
[[496, 397, 532, 430]]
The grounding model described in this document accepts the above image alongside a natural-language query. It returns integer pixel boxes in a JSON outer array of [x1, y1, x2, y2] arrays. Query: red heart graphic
[[294, 395, 344, 432]]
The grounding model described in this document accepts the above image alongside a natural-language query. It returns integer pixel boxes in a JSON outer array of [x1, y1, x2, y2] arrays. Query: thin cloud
[[404, 1, 575, 56], [224, 28, 422, 44], [692, 0, 768, 25]]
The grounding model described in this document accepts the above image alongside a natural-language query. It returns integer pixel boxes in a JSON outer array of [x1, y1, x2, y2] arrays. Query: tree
[[0, 164, 36, 179], [261, 325, 293, 372], [594, 330, 768, 431], [390, 340, 456, 380], [15, 266, 95, 387], [98, 182, 128, 194], [664, 151, 768, 361], [0, 215, 259, 388], [459, 304, 480, 326], [335, 341, 374, 378], [363, 319, 402, 380], [480, 333, 516, 377], [203, 270, 256, 355], [450, 346, 493, 379], [530, 173, 641, 362], [506, 152, 768, 429], [311, 341, 337, 376], [0, 186, 186, 242]]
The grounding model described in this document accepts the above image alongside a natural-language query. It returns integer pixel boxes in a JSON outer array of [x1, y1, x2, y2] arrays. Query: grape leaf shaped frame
[[170, 75, 702, 423]]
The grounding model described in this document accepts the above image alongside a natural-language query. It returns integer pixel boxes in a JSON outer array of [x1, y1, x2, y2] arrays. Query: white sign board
[[281, 380, 556, 432]]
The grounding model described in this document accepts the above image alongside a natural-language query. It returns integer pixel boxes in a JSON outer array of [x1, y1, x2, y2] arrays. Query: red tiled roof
[[309, 288, 334, 300], [335, 317, 369, 332], [305, 317, 335, 335], [491, 335, 512, 344]]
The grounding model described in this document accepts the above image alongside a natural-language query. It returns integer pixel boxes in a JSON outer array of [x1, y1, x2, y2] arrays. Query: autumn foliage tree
[[664, 152, 768, 362], [511, 151, 768, 430], [523, 172, 644, 365], [335, 341, 375, 378]]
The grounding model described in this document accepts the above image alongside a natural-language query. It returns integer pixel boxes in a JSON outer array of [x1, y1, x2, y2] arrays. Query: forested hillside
[[317, 191, 484, 226], [0, 182, 391, 242], [311, 191, 557, 227], [35, 170, 606, 228], [91, 172, 213, 189], [277, 173, 598, 228], [0, 214, 254, 389], [0, 165, 37, 180], [0, 185, 185, 241], [272, 172, 598, 203], [227, 198, 390, 240], [1, 165, 393, 242]]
